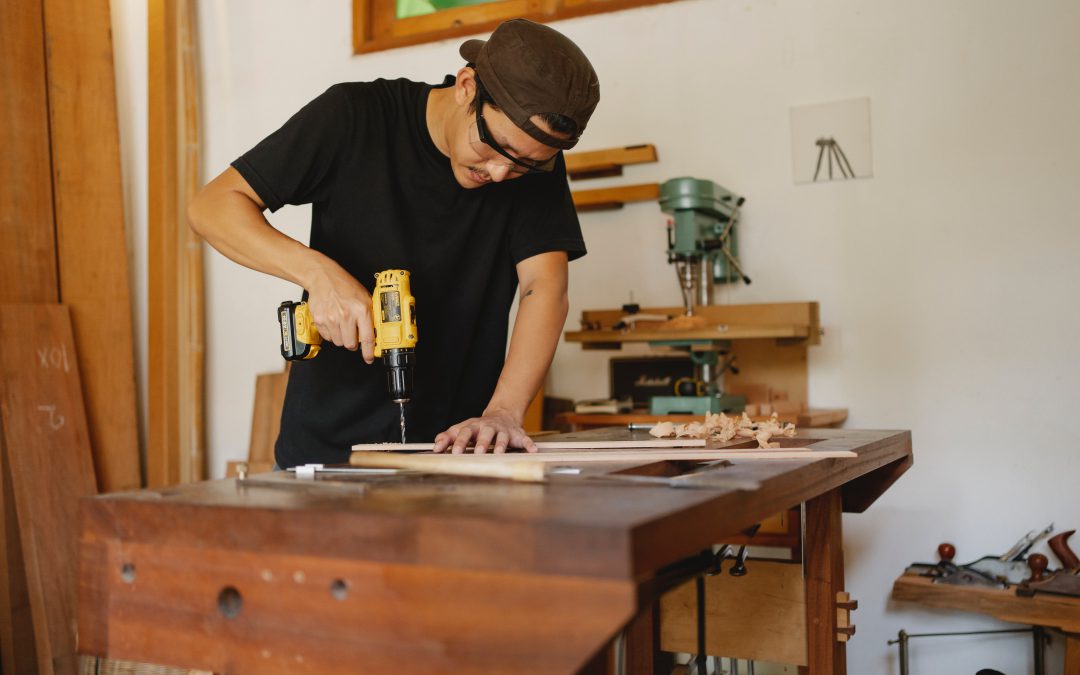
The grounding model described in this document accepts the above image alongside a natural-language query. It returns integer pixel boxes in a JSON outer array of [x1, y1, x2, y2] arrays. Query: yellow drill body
[[371, 269, 418, 358], [278, 269, 418, 443]]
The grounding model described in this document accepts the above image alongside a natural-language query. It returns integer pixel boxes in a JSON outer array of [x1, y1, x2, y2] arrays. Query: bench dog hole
[[330, 579, 348, 601], [218, 586, 243, 619]]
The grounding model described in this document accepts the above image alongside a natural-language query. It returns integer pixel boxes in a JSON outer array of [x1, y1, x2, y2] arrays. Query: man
[[188, 19, 599, 468]]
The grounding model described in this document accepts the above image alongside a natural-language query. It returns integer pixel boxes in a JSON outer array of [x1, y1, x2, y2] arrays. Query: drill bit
[[398, 402, 406, 444]]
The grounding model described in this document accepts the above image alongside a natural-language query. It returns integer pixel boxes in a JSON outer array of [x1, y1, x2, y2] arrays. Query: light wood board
[[0, 305, 98, 675], [248, 369, 289, 464], [661, 560, 808, 665], [352, 448, 852, 463], [349, 448, 855, 483], [351, 438, 707, 452]]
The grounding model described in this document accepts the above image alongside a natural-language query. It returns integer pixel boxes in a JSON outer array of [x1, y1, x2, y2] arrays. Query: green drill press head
[[659, 177, 745, 283]]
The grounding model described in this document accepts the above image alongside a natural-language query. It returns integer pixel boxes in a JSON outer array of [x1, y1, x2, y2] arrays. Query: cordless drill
[[278, 269, 418, 443]]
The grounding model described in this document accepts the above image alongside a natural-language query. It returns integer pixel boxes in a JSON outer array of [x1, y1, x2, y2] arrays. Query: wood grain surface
[[248, 369, 289, 463], [44, 0, 141, 494], [1, 305, 98, 675], [149, 0, 206, 487], [1, 2, 61, 666], [0, 0, 58, 304], [661, 560, 808, 665], [80, 428, 912, 673], [892, 572, 1080, 633], [1, 424, 39, 674]]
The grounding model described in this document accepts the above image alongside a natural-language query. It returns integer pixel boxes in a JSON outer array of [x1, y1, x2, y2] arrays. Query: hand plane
[[1017, 529, 1080, 599], [905, 524, 1055, 588]]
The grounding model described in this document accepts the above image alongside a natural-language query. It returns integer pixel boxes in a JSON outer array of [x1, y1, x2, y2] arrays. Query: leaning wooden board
[[0, 305, 98, 675], [45, 0, 141, 494]]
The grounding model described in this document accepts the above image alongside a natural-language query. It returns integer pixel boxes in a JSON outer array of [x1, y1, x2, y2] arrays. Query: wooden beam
[[42, 0, 142, 493], [148, 0, 205, 486], [565, 144, 657, 180], [572, 183, 660, 212], [804, 489, 847, 673]]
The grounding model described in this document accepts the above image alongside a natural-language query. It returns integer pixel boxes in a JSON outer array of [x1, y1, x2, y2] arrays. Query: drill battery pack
[[278, 300, 321, 361]]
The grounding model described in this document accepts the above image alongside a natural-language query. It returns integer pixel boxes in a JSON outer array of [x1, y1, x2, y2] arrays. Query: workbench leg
[[1065, 633, 1080, 675], [577, 600, 674, 675], [624, 599, 674, 675], [804, 489, 847, 675]]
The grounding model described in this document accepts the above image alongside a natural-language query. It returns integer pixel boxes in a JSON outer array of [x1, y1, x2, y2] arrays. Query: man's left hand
[[433, 411, 538, 454]]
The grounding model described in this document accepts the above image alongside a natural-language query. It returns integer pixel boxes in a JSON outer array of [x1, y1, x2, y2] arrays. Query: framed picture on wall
[[353, 0, 680, 54]]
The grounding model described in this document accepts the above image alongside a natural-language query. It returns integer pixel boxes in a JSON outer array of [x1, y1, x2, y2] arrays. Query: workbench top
[[79, 428, 912, 674]]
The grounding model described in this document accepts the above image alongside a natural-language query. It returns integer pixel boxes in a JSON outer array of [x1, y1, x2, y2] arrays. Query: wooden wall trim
[[149, 0, 206, 486]]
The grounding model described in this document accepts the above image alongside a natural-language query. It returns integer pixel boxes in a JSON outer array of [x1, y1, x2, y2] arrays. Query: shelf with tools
[[563, 301, 847, 426], [564, 301, 821, 348]]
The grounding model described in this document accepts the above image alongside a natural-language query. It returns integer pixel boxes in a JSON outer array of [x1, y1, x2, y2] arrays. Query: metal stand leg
[[613, 629, 626, 675], [1033, 625, 1045, 675], [897, 630, 909, 675]]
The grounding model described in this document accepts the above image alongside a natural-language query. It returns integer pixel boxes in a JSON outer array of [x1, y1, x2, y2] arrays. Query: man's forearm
[[483, 279, 569, 423], [187, 167, 327, 289]]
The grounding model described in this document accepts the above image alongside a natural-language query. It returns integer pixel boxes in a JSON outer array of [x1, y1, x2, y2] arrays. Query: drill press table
[[78, 428, 912, 674]]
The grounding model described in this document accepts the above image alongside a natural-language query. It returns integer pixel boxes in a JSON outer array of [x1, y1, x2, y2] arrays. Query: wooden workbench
[[78, 428, 912, 674]]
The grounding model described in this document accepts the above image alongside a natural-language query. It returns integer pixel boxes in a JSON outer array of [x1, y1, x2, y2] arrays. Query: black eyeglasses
[[473, 79, 558, 174]]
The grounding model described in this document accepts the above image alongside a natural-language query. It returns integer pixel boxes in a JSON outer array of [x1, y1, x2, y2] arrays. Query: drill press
[[649, 177, 750, 416]]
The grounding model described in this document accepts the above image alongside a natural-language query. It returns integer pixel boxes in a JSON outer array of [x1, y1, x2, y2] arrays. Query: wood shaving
[[650, 412, 796, 449], [648, 422, 676, 438]]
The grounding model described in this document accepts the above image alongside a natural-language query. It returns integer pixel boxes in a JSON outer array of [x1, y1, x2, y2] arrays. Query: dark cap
[[460, 19, 599, 150]]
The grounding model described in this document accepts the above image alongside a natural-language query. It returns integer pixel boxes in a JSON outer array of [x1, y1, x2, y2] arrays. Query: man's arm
[[188, 167, 378, 362], [432, 250, 570, 454]]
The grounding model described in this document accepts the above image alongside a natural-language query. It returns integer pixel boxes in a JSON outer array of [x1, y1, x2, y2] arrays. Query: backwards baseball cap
[[460, 19, 599, 150]]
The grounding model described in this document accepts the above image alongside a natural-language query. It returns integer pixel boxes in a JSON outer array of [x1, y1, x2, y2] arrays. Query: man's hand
[[433, 410, 538, 454], [305, 262, 377, 364]]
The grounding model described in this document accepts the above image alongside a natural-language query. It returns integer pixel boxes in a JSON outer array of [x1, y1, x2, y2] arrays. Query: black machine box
[[610, 356, 694, 409]]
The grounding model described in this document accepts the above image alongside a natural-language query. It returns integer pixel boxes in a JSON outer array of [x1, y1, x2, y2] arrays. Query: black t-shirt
[[232, 77, 586, 468]]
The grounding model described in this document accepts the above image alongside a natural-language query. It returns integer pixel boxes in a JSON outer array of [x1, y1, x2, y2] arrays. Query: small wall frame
[[353, 0, 681, 54]]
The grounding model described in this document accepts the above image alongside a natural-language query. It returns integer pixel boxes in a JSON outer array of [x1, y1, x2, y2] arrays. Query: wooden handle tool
[[1049, 530, 1079, 571]]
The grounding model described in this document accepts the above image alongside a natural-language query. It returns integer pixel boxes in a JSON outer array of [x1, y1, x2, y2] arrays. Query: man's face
[[449, 76, 563, 189]]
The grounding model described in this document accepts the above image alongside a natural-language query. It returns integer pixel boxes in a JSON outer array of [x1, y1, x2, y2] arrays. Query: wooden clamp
[[836, 591, 858, 642]]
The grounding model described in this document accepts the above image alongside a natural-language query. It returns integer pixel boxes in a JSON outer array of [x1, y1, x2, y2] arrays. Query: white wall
[[113, 1, 1080, 672]]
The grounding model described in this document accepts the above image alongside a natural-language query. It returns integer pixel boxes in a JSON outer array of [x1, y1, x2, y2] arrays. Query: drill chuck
[[382, 348, 415, 402]]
